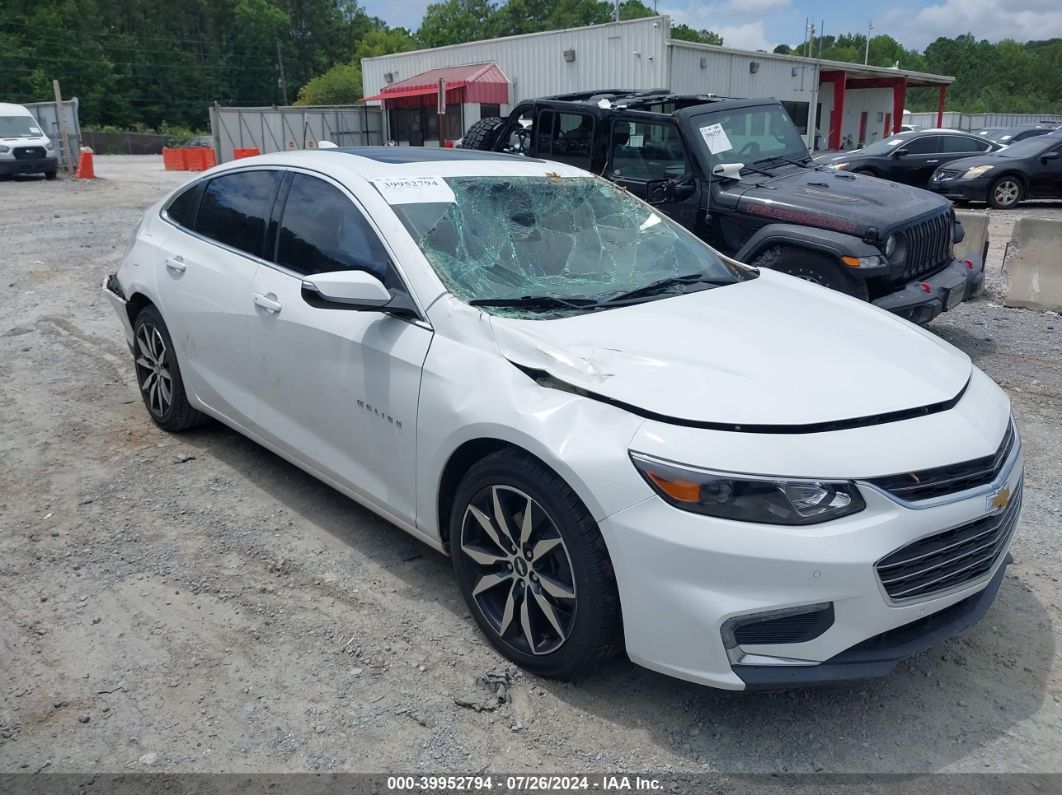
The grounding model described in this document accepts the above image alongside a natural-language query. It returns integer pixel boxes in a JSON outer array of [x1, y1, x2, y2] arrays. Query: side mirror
[[302, 270, 392, 311], [1042, 151, 1060, 161], [712, 163, 744, 181], [893, 148, 909, 158], [645, 178, 674, 203]]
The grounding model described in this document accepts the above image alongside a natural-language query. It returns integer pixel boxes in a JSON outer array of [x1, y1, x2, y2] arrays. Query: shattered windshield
[[388, 176, 749, 317]]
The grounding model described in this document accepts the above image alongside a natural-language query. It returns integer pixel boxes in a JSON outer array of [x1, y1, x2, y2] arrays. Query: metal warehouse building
[[361, 15, 953, 151]]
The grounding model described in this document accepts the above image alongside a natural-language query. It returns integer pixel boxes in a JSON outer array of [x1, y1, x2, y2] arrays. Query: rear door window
[[275, 173, 395, 285], [195, 170, 280, 257], [535, 110, 594, 167], [941, 136, 989, 153]]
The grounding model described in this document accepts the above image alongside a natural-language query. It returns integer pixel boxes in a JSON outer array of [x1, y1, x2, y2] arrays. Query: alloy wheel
[[459, 485, 577, 656], [993, 179, 1019, 207], [134, 323, 173, 417]]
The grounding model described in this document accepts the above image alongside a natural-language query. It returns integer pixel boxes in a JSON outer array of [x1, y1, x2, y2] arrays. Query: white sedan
[[105, 148, 1023, 690]]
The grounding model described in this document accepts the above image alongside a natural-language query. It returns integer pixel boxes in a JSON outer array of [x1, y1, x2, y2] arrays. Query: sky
[[361, 0, 1062, 52]]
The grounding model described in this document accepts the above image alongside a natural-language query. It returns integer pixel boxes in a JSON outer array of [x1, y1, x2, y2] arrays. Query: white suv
[[0, 102, 59, 179], [104, 148, 1023, 690]]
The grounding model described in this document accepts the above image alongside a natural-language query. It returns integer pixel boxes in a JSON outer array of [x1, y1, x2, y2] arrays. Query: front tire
[[750, 245, 870, 301], [132, 305, 210, 431], [450, 451, 622, 679], [988, 176, 1022, 209]]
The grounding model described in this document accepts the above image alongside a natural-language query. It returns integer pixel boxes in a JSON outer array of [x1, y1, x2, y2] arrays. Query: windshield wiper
[[468, 295, 599, 312], [599, 272, 729, 305]]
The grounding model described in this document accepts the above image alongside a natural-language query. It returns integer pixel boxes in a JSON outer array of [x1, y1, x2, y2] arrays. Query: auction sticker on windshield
[[372, 176, 455, 205], [699, 123, 733, 154]]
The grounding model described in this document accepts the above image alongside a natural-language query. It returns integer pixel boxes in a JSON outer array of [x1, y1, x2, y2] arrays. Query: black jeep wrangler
[[461, 90, 984, 324]]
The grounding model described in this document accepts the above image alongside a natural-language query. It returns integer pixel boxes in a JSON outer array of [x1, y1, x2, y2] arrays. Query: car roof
[[207, 147, 591, 181], [0, 102, 34, 116]]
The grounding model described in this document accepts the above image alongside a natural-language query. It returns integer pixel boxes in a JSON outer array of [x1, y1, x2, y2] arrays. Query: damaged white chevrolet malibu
[[105, 148, 1023, 690]]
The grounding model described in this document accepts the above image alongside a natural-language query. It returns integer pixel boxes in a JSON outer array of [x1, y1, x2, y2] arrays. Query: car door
[[247, 170, 432, 525], [890, 135, 942, 185], [1027, 140, 1062, 198], [157, 168, 281, 425], [606, 114, 700, 228]]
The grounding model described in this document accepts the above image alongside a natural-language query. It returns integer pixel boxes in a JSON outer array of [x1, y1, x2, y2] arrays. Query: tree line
[[1, 0, 1058, 134]]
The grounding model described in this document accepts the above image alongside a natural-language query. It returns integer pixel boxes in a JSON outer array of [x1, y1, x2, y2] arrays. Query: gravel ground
[[0, 156, 1060, 778]]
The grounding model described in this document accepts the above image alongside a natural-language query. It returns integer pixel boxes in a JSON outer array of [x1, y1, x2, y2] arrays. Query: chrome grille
[[875, 480, 1021, 602], [868, 423, 1015, 502], [898, 210, 952, 280], [936, 169, 962, 180]]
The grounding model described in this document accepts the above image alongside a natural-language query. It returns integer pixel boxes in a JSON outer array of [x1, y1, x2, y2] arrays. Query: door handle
[[165, 256, 186, 273], [253, 292, 282, 314], [926, 159, 940, 164]]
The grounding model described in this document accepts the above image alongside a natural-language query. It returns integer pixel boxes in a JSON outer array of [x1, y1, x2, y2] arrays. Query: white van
[[0, 103, 60, 179]]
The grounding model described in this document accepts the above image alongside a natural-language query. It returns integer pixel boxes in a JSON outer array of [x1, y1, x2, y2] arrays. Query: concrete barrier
[[1004, 217, 1062, 312], [955, 210, 989, 270]]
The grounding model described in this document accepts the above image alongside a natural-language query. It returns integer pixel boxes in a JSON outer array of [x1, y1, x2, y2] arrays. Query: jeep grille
[[897, 210, 952, 280]]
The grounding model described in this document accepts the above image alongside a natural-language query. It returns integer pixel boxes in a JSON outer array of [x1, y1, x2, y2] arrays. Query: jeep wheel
[[988, 176, 1022, 209], [459, 117, 505, 151], [750, 245, 869, 301]]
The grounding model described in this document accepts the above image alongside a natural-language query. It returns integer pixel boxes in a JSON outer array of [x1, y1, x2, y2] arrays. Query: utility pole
[[864, 21, 874, 65], [52, 80, 75, 176], [805, 21, 816, 58], [276, 41, 288, 106], [614, 0, 620, 23]]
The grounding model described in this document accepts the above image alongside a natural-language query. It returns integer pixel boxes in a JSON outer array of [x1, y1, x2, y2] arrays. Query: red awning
[[363, 63, 509, 105]]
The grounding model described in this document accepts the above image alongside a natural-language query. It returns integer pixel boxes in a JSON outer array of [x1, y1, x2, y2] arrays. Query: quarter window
[[610, 121, 688, 181], [195, 170, 279, 257], [275, 174, 393, 283], [165, 183, 202, 229]]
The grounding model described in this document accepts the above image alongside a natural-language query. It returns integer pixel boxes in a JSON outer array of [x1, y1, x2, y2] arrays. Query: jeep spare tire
[[460, 117, 505, 150]]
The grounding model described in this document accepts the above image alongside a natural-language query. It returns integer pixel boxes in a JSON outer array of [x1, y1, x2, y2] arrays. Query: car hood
[[489, 270, 971, 428], [733, 168, 949, 236], [937, 153, 1007, 172]]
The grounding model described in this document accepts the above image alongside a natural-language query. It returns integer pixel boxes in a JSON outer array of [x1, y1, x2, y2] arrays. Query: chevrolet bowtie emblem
[[990, 487, 1011, 511]]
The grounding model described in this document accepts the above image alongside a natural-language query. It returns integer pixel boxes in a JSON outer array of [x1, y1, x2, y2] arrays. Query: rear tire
[[750, 245, 870, 301], [988, 176, 1022, 209], [459, 117, 505, 151], [450, 450, 622, 679], [131, 305, 210, 432]]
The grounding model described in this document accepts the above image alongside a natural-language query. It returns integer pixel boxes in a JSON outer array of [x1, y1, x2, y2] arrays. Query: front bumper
[[601, 429, 1022, 690], [0, 156, 58, 176], [871, 256, 984, 324], [929, 175, 992, 203]]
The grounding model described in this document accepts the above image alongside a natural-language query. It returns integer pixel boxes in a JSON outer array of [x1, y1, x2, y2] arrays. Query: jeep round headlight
[[884, 233, 906, 265], [630, 453, 866, 525]]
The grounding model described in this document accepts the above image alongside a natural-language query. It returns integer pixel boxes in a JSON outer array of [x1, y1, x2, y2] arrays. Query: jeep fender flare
[[735, 223, 881, 266]]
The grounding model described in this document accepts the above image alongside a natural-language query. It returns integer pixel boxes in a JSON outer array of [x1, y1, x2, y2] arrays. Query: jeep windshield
[[389, 175, 750, 318], [689, 105, 810, 172]]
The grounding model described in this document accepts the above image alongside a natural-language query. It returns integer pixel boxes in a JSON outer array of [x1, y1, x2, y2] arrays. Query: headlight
[[45, 142, 55, 151], [630, 453, 866, 525], [884, 233, 906, 264], [827, 162, 848, 170], [0, 145, 9, 154], [962, 165, 994, 180]]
